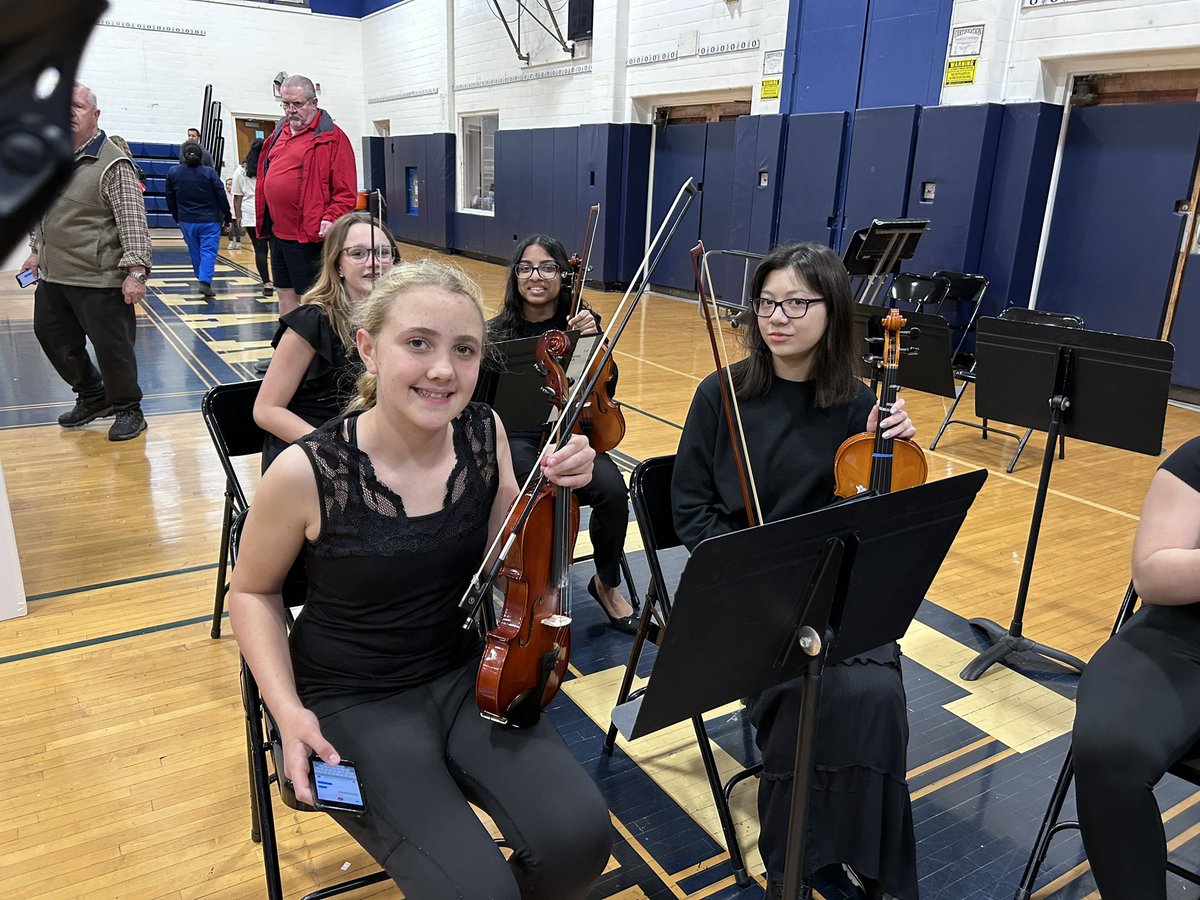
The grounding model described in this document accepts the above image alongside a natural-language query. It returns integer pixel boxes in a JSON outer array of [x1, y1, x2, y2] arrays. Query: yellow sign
[[945, 58, 977, 86], [760, 78, 781, 100]]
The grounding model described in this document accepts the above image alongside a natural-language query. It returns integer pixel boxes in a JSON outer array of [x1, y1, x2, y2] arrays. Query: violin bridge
[[541, 614, 572, 628]]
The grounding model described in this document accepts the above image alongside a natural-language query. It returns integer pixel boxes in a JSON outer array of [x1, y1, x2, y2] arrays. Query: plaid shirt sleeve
[[101, 158, 153, 272]]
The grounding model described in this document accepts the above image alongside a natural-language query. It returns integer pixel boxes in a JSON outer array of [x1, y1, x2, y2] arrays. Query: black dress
[[673, 367, 918, 899], [261, 304, 362, 471]]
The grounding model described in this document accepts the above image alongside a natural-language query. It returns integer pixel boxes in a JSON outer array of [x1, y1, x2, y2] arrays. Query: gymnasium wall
[[80, 0, 366, 177]]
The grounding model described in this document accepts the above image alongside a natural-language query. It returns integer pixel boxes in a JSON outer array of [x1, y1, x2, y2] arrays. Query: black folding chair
[[1016, 582, 1200, 899], [202, 380, 264, 638], [930, 306, 1079, 473], [887, 271, 950, 314], [931, 270, 988, 365], [601, 455, 761, 886]]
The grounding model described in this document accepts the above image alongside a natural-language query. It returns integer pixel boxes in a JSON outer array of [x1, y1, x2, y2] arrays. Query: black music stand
[[611, 470, 987, 899], [842, 219, 929, 306], [473, 332, 580, 432], [852, 306, 957, 399], [959, 317, 1174, 681]]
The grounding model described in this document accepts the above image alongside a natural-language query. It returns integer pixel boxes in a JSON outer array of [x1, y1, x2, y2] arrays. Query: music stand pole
[[960, 346, 1086, 681]]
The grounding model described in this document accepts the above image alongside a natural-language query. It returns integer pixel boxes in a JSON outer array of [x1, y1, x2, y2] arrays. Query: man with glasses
[[255, 74, 357, 371]]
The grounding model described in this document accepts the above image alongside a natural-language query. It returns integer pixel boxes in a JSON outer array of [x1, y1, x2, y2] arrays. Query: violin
[[568, 204, 626, 453], [476, 330, 579, 728], [834, 308, 927, 497]]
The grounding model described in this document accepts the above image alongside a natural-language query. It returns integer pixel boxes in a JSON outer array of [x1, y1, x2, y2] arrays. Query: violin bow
[[690, 242, 763, 527], [460, 179, 700, 623], [569, 203, 601, 318]]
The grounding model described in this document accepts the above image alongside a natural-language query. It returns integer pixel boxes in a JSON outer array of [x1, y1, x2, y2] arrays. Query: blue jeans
[[179, 220, 222, 283]]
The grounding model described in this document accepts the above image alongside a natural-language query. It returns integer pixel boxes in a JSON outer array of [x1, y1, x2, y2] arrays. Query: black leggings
[[245, 226, 271, 285], [307, 661, 612, 900], [1073, 602, 1200, 900], [508, 434, 629, 589]]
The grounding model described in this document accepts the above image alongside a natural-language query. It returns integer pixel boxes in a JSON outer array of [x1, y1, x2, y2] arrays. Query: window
[[461, 113, 497, 214]]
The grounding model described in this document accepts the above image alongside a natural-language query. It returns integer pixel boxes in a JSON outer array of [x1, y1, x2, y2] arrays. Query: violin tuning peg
[[906, 326, 921, 339], [540, 386, 556, 398], [533, 362, 547, 376]]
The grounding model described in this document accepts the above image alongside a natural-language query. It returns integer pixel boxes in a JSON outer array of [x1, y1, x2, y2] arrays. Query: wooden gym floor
[[0, 233, 1198, 899]]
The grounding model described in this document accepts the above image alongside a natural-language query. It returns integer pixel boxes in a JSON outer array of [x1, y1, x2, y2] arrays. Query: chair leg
[[619, 550, 641, 612], [212, 491, 234, 638], [604, 583, 658, 756], [243, 661, 286, 900], [693, 715, 752, 886], [1058, 433, 1066, 460], [930, 379, 969, 451], [1007, 428, 1034, 473], [1014, 747, 1076, 900]]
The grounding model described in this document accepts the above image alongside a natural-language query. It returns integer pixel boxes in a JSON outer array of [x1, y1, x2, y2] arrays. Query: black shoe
[[108, 408, 148, 441], [262, 284, 274, 297], [253, 358, 271, 374], [57, 399, 114, 428], [199, 281, 216, 297], [587, 577, 638, 634]]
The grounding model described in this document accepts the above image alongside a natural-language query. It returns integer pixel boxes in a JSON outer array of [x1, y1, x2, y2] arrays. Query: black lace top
[[290, 402, 498, 702]]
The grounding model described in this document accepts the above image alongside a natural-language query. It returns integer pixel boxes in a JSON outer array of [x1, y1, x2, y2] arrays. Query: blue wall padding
[[310, 0, 363, 17], [697, 121, 738, 304], [777, 112, 849, 248], [784, 0, 869, 115], [905, 103, 1002, 277], [1168, 263, 1200, 389], [1038, 103, 1200, 338], [383, 133, 454, 249], [615, 124, 652, 284], [730, 114, 786, 255], [976, 103, 1061, 318], [859, 0, 954, 109], [649, 123, 707, 292], [550, 128, 581, 253], [841, 105, 921, 246], [361, 136, 386, 193]]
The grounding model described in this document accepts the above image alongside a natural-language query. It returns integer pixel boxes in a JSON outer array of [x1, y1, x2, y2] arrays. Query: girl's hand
[[867, 396, 916, 440], [540, 434, 595, 488], [567, 310, 599, 335], [277, 704, 340, 806]]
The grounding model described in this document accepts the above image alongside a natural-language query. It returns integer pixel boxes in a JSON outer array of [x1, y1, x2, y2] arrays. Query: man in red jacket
[[256, 74, 356, 324]]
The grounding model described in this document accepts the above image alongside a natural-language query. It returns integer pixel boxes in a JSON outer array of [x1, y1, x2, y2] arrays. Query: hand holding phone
[[15, 268, 37, 289], [309, 754, 366, 815]]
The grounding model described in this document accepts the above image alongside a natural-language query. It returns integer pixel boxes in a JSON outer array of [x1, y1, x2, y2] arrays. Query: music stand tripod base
[[959, 618, 1086, 681]]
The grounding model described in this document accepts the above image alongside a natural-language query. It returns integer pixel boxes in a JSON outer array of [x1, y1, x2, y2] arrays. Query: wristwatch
[[128, 270, 148, 284]]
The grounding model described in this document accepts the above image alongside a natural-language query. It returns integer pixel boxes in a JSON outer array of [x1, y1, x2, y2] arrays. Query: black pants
[[1074, 603, 1200, 900], [308, 661, 612, 900], [33, 281, 142, 410], [245, 226, 271, 284], [508, 433, 629, 588], [269, 235, 322, 293]]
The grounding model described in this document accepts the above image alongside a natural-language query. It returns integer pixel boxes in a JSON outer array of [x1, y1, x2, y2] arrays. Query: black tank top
[[290, 402, 498, 702]]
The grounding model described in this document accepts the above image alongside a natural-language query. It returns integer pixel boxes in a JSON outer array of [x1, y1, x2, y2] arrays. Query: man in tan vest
[[23, 83, 152, 441]]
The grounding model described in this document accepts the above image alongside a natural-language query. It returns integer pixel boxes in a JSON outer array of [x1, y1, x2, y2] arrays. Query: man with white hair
[[23, 83, 151, 441], [255, 75, 356, 340]]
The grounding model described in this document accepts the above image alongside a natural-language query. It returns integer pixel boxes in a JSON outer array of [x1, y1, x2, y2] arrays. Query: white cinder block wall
[[80, 0, 367, 180], [943, 0, 1200, 106]]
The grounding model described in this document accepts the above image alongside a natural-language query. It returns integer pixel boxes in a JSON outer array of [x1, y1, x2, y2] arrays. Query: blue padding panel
[[361, 136, 386, 193], [1168, 261, 1200, 389], [785, 0, 868, 115], [1038, 103, 1200, 338], [906, 103, 1002, 276], [578, 124, 616, 284], [427, 133, 455, 250], [550, 128, 580, 248], [650, 123, 707, 292], [617, 125, 651, 284], [310, 0, 364, 17], [699, 122, 738, 303], [492, 129, 533, 260], [860, 0, 954, 109], [977, 103, 1061, 317], [842, 105, 920, 244], [777, 112, 849, 247], [730, 115, 785, 255]]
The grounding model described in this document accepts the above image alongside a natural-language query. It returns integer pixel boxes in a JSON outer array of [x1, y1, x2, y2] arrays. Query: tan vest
[[36, 136, 129, 288]]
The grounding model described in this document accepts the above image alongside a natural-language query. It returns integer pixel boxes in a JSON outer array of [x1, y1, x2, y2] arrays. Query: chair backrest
[[932, 271, 989, 362], [888, 272, 950, 312], [998, 306, 1085, 330], [629, 455, 682, 619], [202, 380, 265, 508]]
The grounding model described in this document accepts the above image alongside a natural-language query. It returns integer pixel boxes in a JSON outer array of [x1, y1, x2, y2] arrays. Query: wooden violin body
[[475, 331, 580, 728], [835, 307, 928, 498], [576, 350, 625, 452]]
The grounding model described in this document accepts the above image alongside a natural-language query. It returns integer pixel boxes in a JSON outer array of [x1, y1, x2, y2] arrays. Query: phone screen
[[15, 269, 36, 289], [311, 759, 364, 809]]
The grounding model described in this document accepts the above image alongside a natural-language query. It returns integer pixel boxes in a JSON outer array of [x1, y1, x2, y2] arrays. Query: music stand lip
[[612, 468, 987, 743]]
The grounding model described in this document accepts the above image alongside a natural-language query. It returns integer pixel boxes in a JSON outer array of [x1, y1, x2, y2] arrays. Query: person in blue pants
[[166, 141, 230, 296]]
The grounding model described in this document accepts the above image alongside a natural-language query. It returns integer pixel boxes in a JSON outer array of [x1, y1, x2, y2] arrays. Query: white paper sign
[[949, 24, 984, 58]]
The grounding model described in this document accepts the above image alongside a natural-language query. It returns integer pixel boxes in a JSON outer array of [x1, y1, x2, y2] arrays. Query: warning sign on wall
[[760, 78, 781, 100], [944, 58, 977, 86]]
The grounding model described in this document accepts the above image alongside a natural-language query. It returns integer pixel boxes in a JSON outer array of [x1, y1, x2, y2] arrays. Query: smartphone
[[309, 756, 366, 815], [15, 269, 36, 289]]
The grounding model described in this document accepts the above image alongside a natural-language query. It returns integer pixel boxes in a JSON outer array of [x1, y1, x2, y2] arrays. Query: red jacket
[[256, 110, 357, 244]]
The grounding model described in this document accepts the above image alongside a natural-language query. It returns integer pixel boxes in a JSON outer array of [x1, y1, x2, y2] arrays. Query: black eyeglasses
[[342, 247, 394, 262], [514, 262, 561, 279], [750, 296, 824, 319]]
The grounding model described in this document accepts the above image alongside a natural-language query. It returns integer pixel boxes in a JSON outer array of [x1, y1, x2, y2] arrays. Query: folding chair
[[202, 380, 264, 638], [1015, 582, 1200, 899], [601, 455, 761, 886], [930, 306, 1080, 473], [930, 270, 988, 365], [887, 271, 950, 314]]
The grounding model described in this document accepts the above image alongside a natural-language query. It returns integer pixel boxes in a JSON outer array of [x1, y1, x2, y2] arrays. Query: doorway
[[233, 116, 277, 166]]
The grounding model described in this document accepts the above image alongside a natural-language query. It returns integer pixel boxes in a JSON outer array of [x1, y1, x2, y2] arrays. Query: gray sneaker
[[58, 399, 114, 428], [108, 408, 148, 441]]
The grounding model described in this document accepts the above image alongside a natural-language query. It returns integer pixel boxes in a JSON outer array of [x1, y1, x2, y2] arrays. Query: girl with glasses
[[487, 234, 639, 633], [231, 260, 611, 899], [254, 211, 398, 470], [672, 242, 919, 900]]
